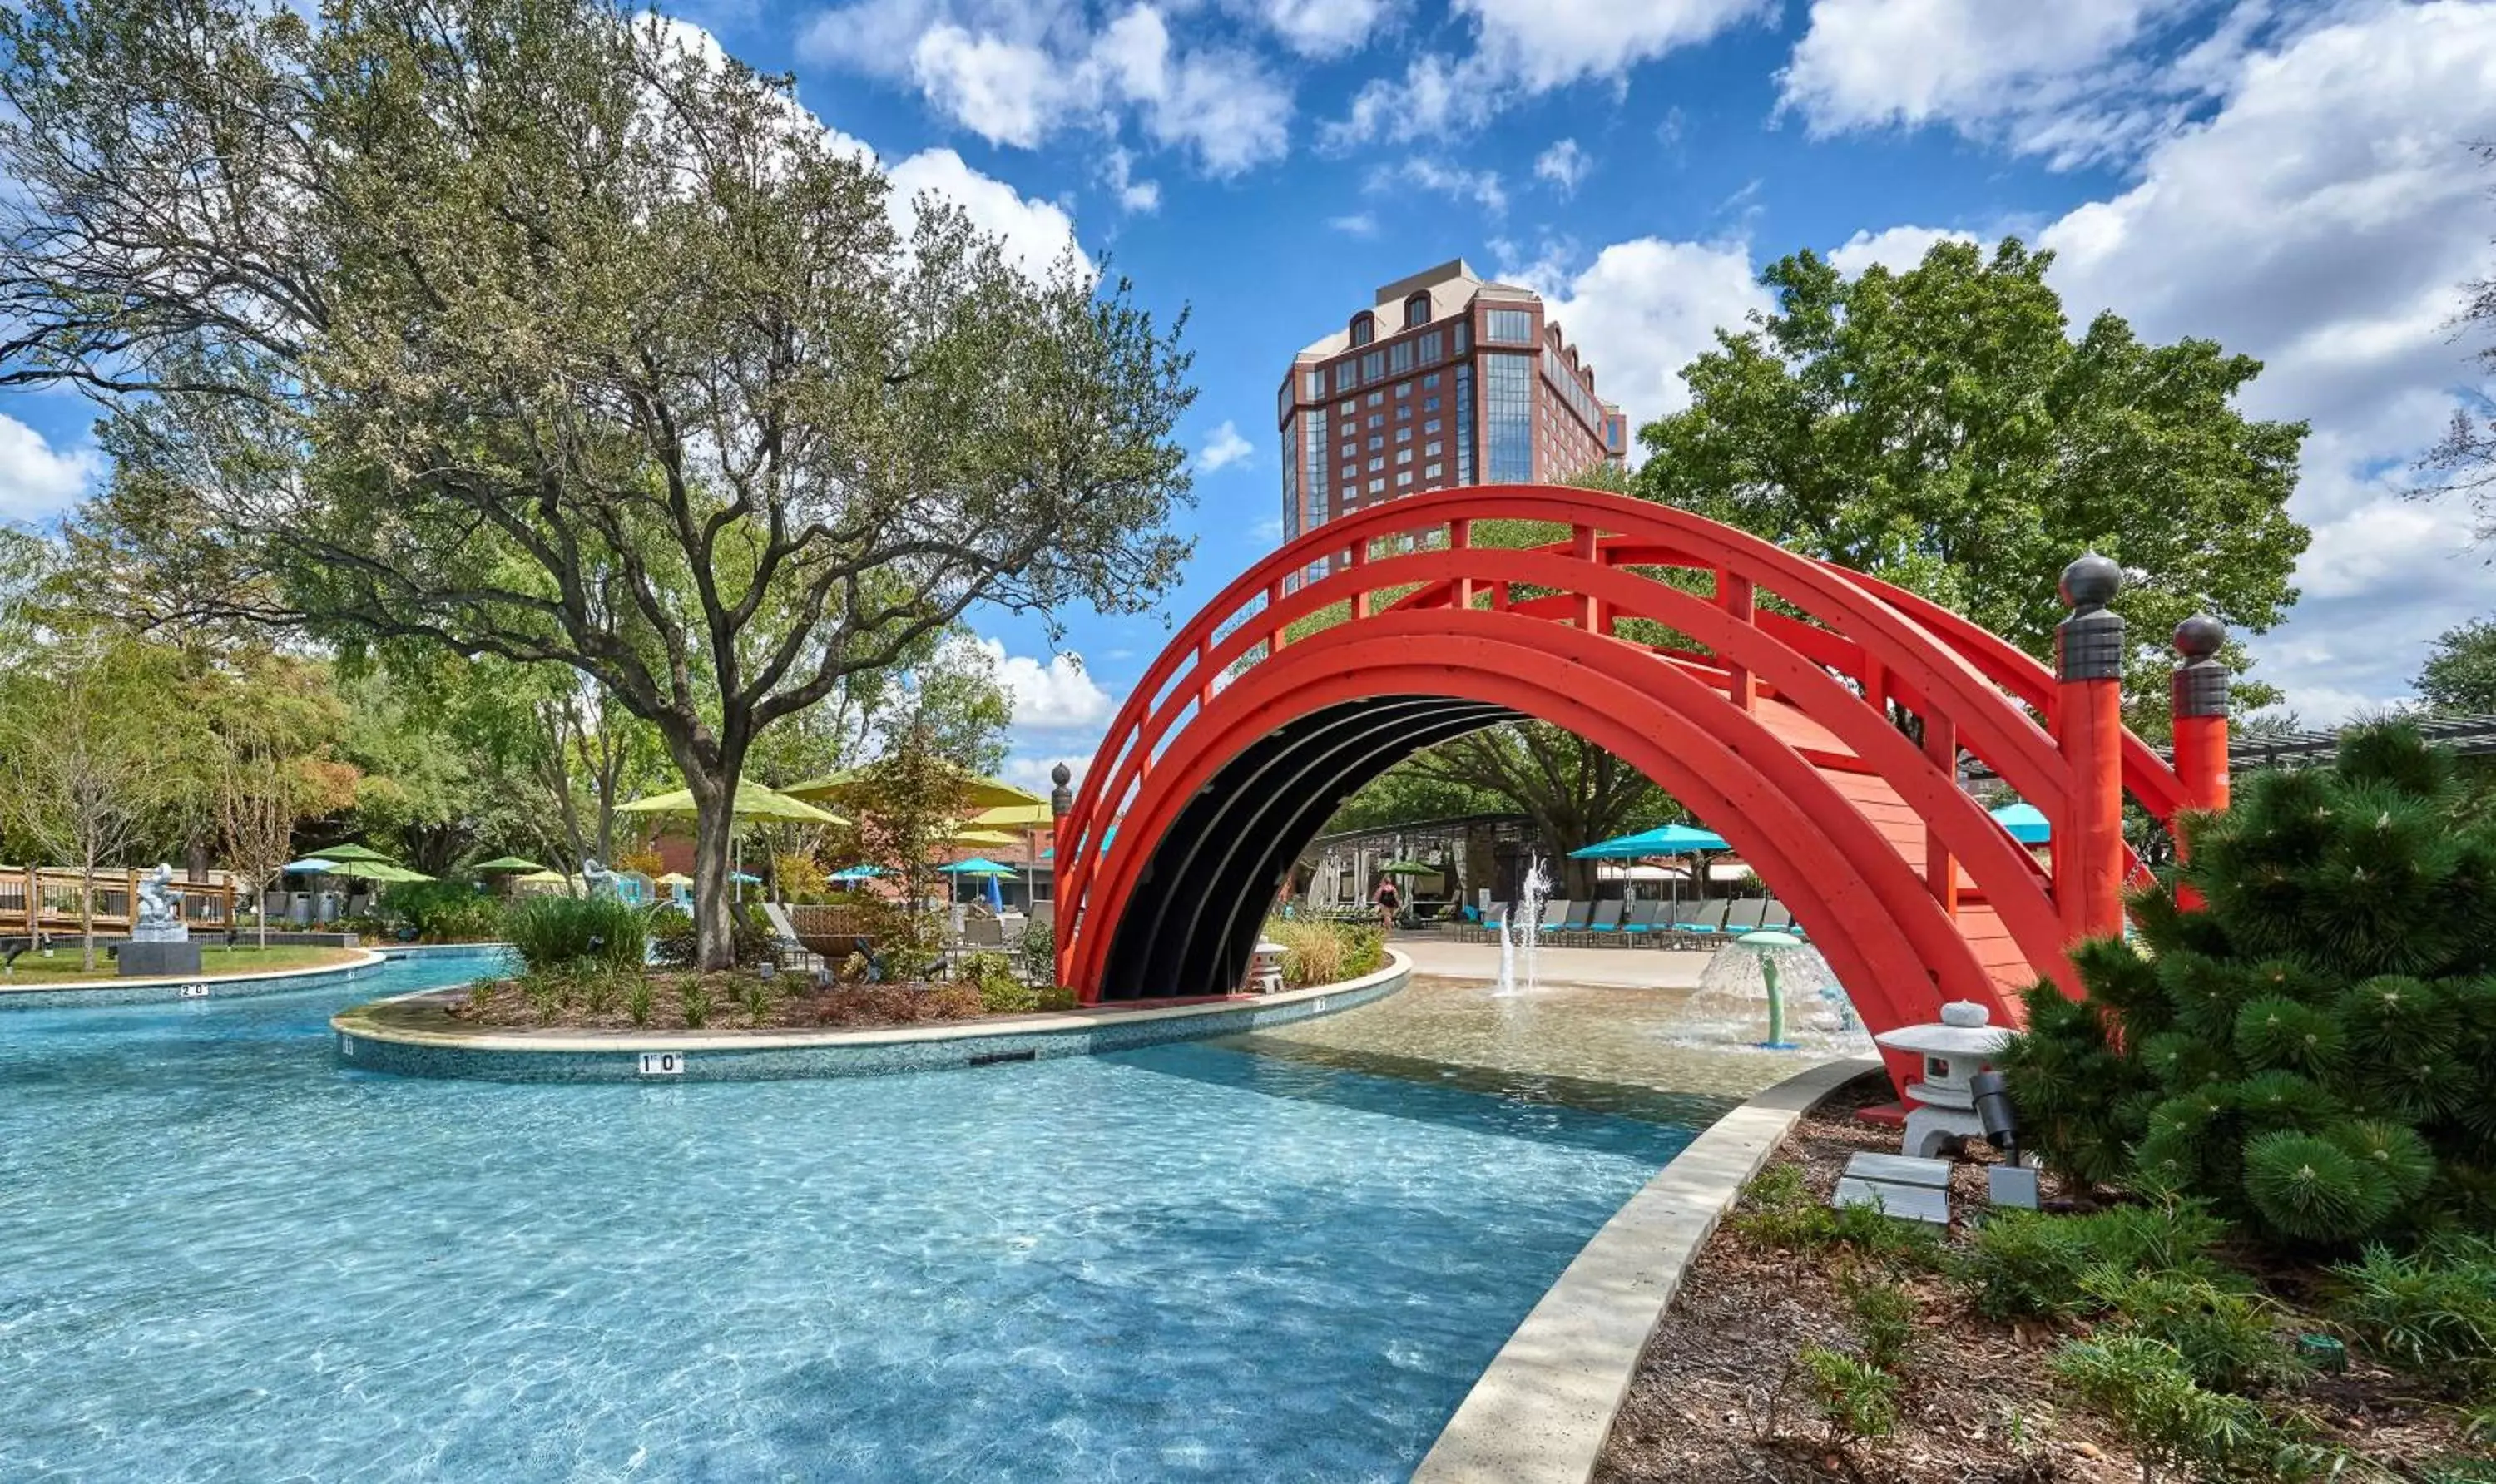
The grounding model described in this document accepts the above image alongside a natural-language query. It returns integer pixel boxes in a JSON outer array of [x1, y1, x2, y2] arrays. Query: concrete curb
[[1414, 1054, 1882, 1484], [329, 950, 1412, 1082]]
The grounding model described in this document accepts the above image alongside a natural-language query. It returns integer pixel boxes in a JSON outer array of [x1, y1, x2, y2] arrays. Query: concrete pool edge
[[1413, 1054, 1883, 1484], [329, 950, 1413, 1082]]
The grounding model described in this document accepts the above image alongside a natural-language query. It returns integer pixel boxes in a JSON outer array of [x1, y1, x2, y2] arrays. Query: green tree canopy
[[1633, 238, 2310, 730], [0, 0, 1195, 965], [2417, 618, 2496, 714]]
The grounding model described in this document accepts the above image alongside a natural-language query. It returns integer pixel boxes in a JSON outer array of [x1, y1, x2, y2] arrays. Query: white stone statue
[[581, 858, 619, 900], [132, 863, 189, 942]]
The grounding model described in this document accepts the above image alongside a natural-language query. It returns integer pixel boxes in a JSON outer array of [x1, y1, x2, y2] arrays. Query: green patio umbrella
[[333, 860, 434, 884], [311, 842, 395, 865], [1377, 860, 1440, 875], [617, 779, 845, 824], [472, 855, 546, 873]]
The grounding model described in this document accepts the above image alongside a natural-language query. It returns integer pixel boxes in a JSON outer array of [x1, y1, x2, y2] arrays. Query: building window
[[1333, 362, 1356, 394], [1367, 413, 1384, 430], [1485, 309, 1533, 344], [1424, 440, 1442, 456], [1350, 312, 1374, 347], [1339, 399, 1355, 415], [1300, 408, 1327, 534], [1425, 463, 1443, 478], [1367, 434, 1384, 451], [1282, 414, 1300, 542], [1368, 457, 1384, 472], [1395, 448, 1413, 465], [1394, 381, 1411, 399], [1405, 293, 1431, 329], [1418, 331, 1443, 363], [1395, 427, 1413, 443], [1606, 418, 1625, 453], [1369, 478, 1384, 494], [1368, 390, 1384, 407], [1340, 464, 1355, 480], [1396, 472, 1414, 487], [1304, 370, 1324, 400], [1424, 372, 1441, 388], [1455, 364, 1475, 485], [1454, 321, 1471, 354], [1423, 418, 1442, 433], [1485, 354, 1533, 482], [1423, 398, 1440, 415], [1361, 350, 1385, 383], [1389, 340, 1414, 374]]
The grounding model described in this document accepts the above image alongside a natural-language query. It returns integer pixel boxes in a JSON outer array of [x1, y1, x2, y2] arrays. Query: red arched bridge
[[1052, 486, 2232, 1044]]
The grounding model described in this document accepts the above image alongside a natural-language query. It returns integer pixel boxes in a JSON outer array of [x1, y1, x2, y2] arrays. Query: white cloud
[[1779, 0, 2321, 169], [1462, 0, 1774, 90], [964, 636, 1117, 729], [1533, 138, 1590, 195], [0, 413, 105, 523], [1001, 752, 1091, 794], [1246, 0, 1398, 57], [1826, 225, 1978, 276], [805, 2, 1292, 177], [1102, 146, 1161, 213], [1196, 419, 1254, 472], [1325, 0, 1768, 146], [1370, 156, 1507, 215], [909, 25, 1070, 148], [1327, 211, 1379, 237], [1506, 238, 1775, 428], [886, 147, 1087, 277]]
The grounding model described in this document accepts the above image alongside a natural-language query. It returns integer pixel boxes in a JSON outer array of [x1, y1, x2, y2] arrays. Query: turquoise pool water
[[1, 958, 1721, 1481]]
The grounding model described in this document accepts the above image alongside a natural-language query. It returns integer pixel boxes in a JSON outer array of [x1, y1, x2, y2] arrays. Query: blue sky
[[3, 1, 2493, 790]]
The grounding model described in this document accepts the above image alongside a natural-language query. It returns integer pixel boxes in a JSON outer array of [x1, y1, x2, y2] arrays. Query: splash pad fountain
[[1494, 857, 1551, 997], [1673, 925, 1871, 1054]]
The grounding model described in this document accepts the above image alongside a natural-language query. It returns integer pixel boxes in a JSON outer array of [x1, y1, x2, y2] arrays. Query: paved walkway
[[1390, 933, 1712, 990]]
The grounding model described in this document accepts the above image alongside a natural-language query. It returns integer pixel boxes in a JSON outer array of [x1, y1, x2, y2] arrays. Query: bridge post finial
[[2171, 614, 2231, 831], [1049, 762, 1074, 821], [2053, 553, 2127, 946]]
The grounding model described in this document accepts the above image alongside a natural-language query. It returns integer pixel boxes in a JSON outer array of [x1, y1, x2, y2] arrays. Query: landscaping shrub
[[2328, 1239, 2496, 1395], [1795, 1346, 1899, 1446], [955, 952, 1032, 1013], [503, 894, 651, 973], [386, 879, 503, 942], [648, 908, 696, 967], [1960, 1203, 2234, 1321], [1015, 917, 1054, 985], [1726, 1165, 1946, 1272], [2049, 1333, 2338, 1483], [2078, 1267, 2300, 1395], [1264, 918, 1385, 988], [678, 979, 712, 1030], [1999, 723, 2496, 1249], [737, 974, 778, 1026]]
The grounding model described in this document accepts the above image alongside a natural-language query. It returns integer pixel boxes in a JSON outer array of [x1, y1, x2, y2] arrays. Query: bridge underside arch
[[1087, 619, 2014, 1045]]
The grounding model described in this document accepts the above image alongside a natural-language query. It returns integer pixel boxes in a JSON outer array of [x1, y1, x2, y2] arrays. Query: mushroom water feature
[[1676, 927, 1872, 1053]]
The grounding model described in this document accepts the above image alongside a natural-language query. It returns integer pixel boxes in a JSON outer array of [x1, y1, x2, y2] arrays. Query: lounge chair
[[1719, 899, 1770, 936], [1578, 899, 1626, 943], [1619, 900, 1663, 939], [961, 916, 1007, 950], [1538, 900, 1587, 937], [1759, 900, 1795, 932], [760, 902, 829, 975], [1671, 898, 1729, 946]]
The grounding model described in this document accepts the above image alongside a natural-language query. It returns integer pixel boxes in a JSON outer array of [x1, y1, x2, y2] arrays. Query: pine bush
[[2001, 724, 2496, 1249]]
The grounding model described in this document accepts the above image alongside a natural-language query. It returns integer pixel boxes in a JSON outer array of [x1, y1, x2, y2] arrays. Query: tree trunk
[[79, 860, 96, 972], [690, 788, 738, 971]]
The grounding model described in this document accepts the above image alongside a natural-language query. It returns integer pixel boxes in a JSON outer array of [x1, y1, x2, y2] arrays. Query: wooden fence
[[0, 868, 239, 939]]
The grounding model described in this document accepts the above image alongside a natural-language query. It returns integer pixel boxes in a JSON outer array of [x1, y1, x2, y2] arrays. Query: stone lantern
[[1250, 940, 1286, 995], [1874, 1001, 2012, 1159]]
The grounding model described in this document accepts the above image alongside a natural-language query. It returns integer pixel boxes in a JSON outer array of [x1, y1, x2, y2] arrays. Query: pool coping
[[1413, 1054, 1882, 1484], [328, 950, 1413, 1081], [0, 947, 397, 1009]]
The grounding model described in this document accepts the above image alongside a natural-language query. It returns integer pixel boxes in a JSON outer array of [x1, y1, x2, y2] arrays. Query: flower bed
[[448, 966, 1074, 1033]]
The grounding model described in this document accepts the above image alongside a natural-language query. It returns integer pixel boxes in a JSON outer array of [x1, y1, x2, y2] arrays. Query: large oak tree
[[0, 0, 1194, 965]]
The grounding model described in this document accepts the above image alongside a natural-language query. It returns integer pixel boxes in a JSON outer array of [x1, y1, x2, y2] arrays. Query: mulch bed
[[1594, 1075, 2474, 1483], [448, 972, 1004, 1032]]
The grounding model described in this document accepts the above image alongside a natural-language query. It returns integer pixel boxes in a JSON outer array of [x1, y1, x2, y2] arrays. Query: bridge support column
[[1050, 762, 1078, 993], [2170, 616, 2231, 817], [2053, 556, 2127, 946]]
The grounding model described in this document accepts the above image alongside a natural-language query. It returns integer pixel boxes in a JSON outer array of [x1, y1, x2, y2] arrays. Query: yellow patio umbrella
[[616, 779, 845, 825], [785, 769, 1044, 815], [654, 871, 693, 887], [948, 828, 1021, 848], [966, 801, 1055, 829]]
